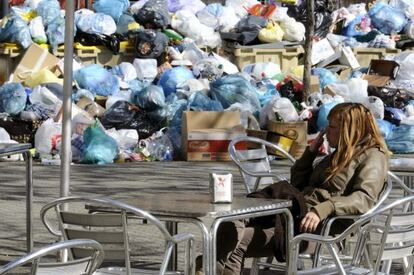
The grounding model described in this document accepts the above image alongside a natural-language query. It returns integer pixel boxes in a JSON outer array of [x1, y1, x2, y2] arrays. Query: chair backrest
[[228, 136, 296, 194], [387, 171, 414, 212], [0, 239, 104, 275], [40, 197, 174, 275], [356, 194, 414, 274]]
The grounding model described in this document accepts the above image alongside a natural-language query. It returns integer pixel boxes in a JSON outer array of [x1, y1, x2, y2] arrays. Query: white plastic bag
[[171, 10, 221, 48], [105, 90, 133, 109], [280, 17, 305, 42], [113, 62, 137, 82], [106, 128, 139, 150], [29, 16, 47, 44], [72, 112, 94, 135], [181, 42, 208, 66], [0, 127, 17, 143], [225, 0, 259, 17], [327, 78, 368, 103], [29, 85, 62, 112], [35, 118, 62, 157], [259, 96, 299, 128], [218, 6, 240, 32], [133, 59, 158, 82], [242, 62, 281, 79], [366, 96, 384, 119]]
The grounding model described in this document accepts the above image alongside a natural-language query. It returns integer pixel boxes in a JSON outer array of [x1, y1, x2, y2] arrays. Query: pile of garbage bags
[[2, 0, 414, 165]]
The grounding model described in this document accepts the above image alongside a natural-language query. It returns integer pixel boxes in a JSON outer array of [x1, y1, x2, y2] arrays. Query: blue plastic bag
[[386, 124, 414, 153], [376, 119, 395, 140], [158, 67, 195, 97], [312, 68, 337, 90], [75, 64, 120, 96], [187, 91, 223, 111], [132, 85, 166, 110], [116, 13, 137, 34], [36, 0, 61, 26], [255, 84, 280, 107], [46, 16, 66, 50], [209, 74, 261, 114], [164, 95, 188, 155], [93, 0, 130, 23], [81, 123, 119, 164], [76, 12, 116, 35], [368, 2, 407, 35], [0, 83, 27, 115], [316, 101, 340, 131], [0, 16, 33, 49], [342, 15, 370, 37]]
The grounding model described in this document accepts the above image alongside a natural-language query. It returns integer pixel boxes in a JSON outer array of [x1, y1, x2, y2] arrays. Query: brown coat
[[290, 146, 389, 221]]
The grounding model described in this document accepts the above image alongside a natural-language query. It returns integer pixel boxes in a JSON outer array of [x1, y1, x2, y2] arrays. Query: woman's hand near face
[[309, 130, 325, 153], [300, 210, 321, 233]]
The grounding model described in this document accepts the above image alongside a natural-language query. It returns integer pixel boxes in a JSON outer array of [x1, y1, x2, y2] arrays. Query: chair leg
[[185, 239, 195, 275], [249, 258, 260, 275]]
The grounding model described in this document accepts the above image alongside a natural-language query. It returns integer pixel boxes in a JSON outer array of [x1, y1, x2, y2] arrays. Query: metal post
[[1, 0, 9, 19], [60, 0, 75, 199], [166, 221, 178, 271], [25, 151, 33, 252]]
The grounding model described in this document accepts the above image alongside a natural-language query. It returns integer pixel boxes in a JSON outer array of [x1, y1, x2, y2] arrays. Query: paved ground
[[0, 160, 292, 273], [0, 159, 408, 274]]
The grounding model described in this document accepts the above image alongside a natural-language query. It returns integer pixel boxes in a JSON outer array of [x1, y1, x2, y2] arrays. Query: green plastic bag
[[81, 122, 119, 164]]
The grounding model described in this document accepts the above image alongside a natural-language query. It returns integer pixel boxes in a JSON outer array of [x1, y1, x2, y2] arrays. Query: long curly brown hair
[[325, 102, 390, 182]]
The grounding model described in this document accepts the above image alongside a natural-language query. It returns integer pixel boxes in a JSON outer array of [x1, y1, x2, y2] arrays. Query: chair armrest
[[320, 215, 361, 236], [171, 233, 194, 244], [292, 233, 341, 246]]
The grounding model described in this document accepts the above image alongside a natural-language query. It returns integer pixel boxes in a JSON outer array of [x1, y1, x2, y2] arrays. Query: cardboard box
[[339, 46, 360, 69], [311, 38, 336, 65], [323, 85, 336, 97], [310, 75, 320, 93], [246, 129, 294, 158], [268, 120, 308, 157], [12, 44, 60, 83], [362, 59, 399, 87], [182, 111, 247, 161]]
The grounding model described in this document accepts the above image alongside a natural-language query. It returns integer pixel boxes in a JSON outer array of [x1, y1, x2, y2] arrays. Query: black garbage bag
[[134, 0, 171, 30], [287, 0, 333, 39], [367, 86, 413, 109], [100, 101, 161, 139], [130, 29, 169, 60], [74, 30, 126, 54], [220, 15, 267, 45]]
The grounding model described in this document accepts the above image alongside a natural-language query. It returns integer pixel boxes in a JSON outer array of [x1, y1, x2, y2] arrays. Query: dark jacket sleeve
[[290, 147, 319, 190]]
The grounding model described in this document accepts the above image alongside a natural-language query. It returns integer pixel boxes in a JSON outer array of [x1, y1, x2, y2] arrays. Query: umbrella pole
[[60, 0, 75, 199]]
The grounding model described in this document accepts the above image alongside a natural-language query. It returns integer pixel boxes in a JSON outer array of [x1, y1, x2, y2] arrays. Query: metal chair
[[229, 136, 394, 273], [288, 194, 414, 275], [311, 171, 394, 268], [228, 136, 296, 194], [40, 196, 195, 275], [229, 136, 296, 274], [367, 171, 414, 274], [0, 239, 104, 275]]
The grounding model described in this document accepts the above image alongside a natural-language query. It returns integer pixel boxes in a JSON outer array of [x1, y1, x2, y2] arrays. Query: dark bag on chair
[[247, 180, 308, 262]]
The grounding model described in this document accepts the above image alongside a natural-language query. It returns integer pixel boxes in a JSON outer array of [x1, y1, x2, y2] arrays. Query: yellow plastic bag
[[258, 21, 284, 43], [24, 68, 63, 88], [289, 65, 304, 79]]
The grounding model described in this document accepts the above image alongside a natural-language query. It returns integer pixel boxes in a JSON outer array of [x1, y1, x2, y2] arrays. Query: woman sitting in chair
[[211, 102, 390, 275]]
